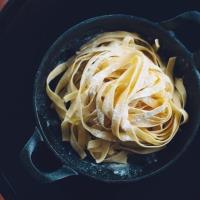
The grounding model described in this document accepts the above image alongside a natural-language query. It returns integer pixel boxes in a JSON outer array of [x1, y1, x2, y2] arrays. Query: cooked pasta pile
[[46, 31, 188, 164]]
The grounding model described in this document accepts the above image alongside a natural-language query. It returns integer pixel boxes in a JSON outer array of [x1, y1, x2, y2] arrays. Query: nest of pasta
[[46, 31, 188, 163]]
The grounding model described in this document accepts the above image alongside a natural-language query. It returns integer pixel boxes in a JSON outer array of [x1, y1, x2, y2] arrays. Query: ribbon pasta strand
[[46, 31, 188, 163]]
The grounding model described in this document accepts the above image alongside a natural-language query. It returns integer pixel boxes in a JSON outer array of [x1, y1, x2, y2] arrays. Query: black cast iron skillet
[[20, 11, 200, 183]]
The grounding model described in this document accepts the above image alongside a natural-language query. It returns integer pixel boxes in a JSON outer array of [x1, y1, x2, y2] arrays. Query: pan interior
[[34, 15, 200, 181]]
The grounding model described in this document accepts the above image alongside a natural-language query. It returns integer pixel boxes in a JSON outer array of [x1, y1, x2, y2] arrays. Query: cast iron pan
[[20, 11, 200, 183]]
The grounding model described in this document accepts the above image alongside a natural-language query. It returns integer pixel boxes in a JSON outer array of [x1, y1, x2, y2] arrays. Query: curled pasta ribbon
[[46, 31, 188, 163]]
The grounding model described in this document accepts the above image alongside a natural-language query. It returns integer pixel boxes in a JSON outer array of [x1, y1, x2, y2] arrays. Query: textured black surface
[[0, 0, 200, 199]]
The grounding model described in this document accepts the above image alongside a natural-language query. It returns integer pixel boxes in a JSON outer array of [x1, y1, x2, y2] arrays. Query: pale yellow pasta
[[46, 31, 188, 164]]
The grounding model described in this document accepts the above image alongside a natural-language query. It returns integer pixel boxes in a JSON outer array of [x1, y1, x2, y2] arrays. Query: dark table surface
[[0, 0, 200, 199]]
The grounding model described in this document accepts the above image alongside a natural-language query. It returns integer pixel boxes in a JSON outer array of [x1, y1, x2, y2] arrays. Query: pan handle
[[160, 10, 200, 69], [20, 127, 78, 183]]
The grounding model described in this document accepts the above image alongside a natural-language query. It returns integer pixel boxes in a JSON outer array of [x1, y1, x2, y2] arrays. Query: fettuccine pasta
[[46, 31, 188, 164]]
